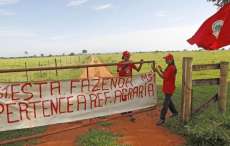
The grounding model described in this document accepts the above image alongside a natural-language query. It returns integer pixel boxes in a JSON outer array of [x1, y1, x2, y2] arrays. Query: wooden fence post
[[55, 58, 58, 76], [218, 62, 229, 113], [181, 57, 193, 123], [39, 62, 42, 77], [25, 62, 29, 82]]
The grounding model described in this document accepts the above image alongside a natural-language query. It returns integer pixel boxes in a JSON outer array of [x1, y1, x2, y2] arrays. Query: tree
[[82, 49, 87, 54], [207, 0, 230, 7], [24, 51, 28, 57], [69, 52, 75, 56]]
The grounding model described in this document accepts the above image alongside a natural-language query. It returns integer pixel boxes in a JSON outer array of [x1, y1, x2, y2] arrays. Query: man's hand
[[139, 59, 144, 66], [151, 64, 157, 72], [135, 59, 144, 72], [157, 65, 163, 72]]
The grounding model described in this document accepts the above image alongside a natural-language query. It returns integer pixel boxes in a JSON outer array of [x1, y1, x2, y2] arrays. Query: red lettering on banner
[[50, 81, 61, 96], [34, 82, 47, 98], [139, 85, 144, 98], [29, 101, 40, 118], [141, 73, 153, 82], [125, 77, 133, 87], [89, 94, 97, 109], [42, 100, 51, 117], [50, 98, 58, 115], [59, 97, 66, 114], [133, 86, 139, 97], [6, 103, 19, 123], [111, 77, 118, 89], [0, 85, 10, 99], [147, 73, 153, 82], [101, 78, 109, 91], [128, 88, 134, 100], [81, 79, 89, 92], [77, 95, 86, 111], [122, 88, 128, 101], [92, 79, 100, 92], [11, 84, 20, 101], [67, 96, 74, 113], [19, 102, 30, 120], [0, 103, 4, 114], [118, 78, 125, 88], [97, 93, 104, 107], [104, 91, 111, 105], [0, 74, 156, 129], [21, 83, 33, 101], [144, 83, 148, 96], [70, 80, 79, 94], [114, 90, 122, 103], [148, 83, 154, 96]]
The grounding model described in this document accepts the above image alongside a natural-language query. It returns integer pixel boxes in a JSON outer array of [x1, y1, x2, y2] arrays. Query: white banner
[[0, 72, 157, 131]]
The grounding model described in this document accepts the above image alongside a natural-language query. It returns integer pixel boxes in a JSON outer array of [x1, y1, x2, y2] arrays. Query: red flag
[[187, 3, 230, 50]]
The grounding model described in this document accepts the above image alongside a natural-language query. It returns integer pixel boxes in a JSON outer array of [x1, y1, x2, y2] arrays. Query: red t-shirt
[[162, 65, 176, 94], [117, 61, 137, 77]]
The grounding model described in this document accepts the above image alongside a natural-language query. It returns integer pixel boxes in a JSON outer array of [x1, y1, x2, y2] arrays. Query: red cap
[[163, 53, 174, 61], [122, 51, 130, 57]]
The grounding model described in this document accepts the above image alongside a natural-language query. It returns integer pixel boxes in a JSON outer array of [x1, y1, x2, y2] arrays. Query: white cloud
[[155, 10, 168, 17], [0, 0, 19, 5], [66, 0, 88, 7], [94, 4, 112, 10], [0, 9, 15, 16]]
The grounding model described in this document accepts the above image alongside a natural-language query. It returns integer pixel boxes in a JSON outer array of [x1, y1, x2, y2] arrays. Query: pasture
[[0, 55, 91, 82], [0, 50, 230, 146]]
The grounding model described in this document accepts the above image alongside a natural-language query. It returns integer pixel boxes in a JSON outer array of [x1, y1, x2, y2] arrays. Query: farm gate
[[0, 58, 156, 145], [180, 57, 229, 123]]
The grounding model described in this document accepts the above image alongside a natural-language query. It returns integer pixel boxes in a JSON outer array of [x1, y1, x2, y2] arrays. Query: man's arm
[[152, 65, 164, 79], [158, 65, 164, 73], [134, 59, 144, 72], [155, 68, 164, 79]]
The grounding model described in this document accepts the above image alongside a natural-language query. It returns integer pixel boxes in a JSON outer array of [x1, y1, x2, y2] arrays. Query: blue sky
[[0, 0, 217, 57]]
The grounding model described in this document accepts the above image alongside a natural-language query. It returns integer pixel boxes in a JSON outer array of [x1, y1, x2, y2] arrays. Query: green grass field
[[0, 55, 91, 82], [0, 50, 229, 146]]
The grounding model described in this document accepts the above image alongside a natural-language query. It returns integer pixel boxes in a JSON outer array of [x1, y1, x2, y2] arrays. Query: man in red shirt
[[117, 51, 144, 122], [117, 51, 143, 77], [153, 53, 178, 125]]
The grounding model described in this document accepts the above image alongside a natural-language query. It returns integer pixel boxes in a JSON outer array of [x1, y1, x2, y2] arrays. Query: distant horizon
[[1, 48, 230, 58]]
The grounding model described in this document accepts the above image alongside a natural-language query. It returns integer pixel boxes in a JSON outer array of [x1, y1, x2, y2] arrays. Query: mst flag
[[187, 3, 230, 50]]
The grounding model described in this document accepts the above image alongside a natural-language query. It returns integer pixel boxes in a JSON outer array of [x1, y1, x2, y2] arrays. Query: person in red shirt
[[117, 51, 143, 77], [153, 53, 178, 125], [117, 51, 144, 122]]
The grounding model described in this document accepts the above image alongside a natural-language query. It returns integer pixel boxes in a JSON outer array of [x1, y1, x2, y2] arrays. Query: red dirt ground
[[35, 56, 185, 146]]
